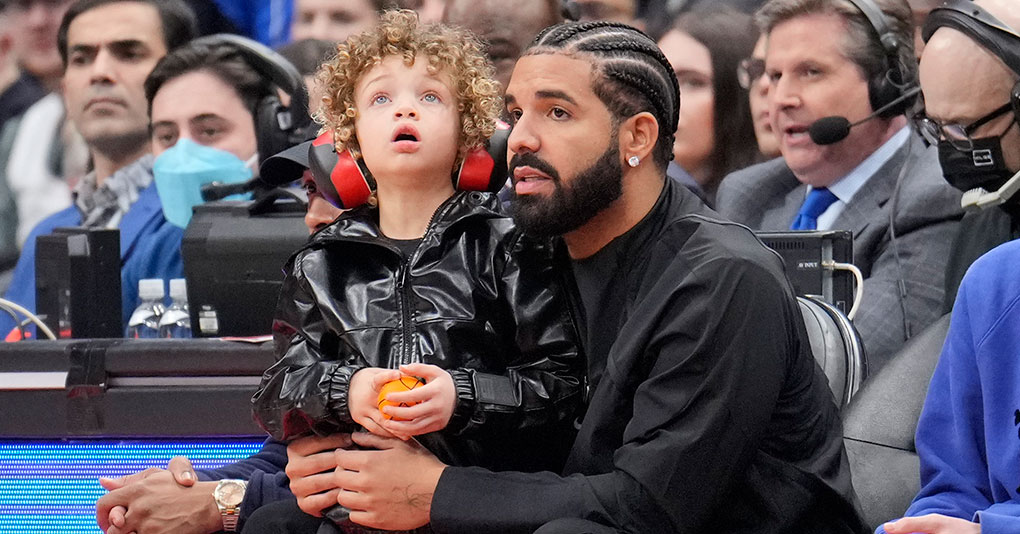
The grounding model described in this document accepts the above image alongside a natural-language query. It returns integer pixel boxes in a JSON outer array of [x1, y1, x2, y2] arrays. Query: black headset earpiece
[[845, 0, 912, 118], [189, 34, 312, 164]]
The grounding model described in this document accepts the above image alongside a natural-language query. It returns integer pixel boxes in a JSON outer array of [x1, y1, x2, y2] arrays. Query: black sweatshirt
[[432, 179, 866, 534]]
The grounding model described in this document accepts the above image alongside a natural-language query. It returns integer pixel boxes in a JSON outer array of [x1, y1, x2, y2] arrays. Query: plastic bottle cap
[[169, 278, 188, 300], [138, 279, 165, 300]]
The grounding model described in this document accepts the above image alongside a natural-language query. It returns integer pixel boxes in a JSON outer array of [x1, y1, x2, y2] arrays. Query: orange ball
[[377, 375, 426, 420]]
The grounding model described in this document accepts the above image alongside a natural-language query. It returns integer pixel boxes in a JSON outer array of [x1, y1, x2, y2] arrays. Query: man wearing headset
[[93, 35, 312, 534], [715, 0, 963, 373], [879, 1, 1020, 533], [0, 0, 197, 338], [928, 2, 1020, 311]]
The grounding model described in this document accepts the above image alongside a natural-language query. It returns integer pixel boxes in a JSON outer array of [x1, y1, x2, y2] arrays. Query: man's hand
[[334, 432, 446, 530], [348, 367, 401, 437], [378, 364, 457, 440], [286, 433, 353, 517], [884, 514, 982, 534], [95, 472, 220, 534], [97, 457, 199, 532]]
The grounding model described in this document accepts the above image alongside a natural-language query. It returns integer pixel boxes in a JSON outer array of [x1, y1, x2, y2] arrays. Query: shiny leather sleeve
[[250, 251, 361, 441], [447, 233, 585, 437]]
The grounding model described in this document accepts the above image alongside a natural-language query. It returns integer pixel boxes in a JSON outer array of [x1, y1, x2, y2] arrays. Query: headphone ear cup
[[331, 150, 374, 209], [308, 135, 375, 209], [255, 95, 293, 161], [869, 70, 905, 118], [452, 122, 510, 193]]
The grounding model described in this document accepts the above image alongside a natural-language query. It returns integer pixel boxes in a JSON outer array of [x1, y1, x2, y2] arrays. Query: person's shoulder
[[658, 210, 785, 280], [25, 205, 80, 240], [716, 157, 795, 216], [895, 138, 963, 213], [953, 239, 1020, 336], [960, 239, 1020, 297], [719, 157, 791, 190]]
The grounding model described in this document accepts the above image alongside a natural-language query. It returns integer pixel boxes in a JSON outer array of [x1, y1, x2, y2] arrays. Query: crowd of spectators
[[1, 0, 1018, 532]]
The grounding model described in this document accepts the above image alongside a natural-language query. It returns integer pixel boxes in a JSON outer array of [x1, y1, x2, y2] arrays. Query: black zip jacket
[[431, 180, 867, 533], [251, 191, 584, 472]]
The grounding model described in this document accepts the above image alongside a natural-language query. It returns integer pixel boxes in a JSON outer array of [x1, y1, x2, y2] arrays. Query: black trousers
[[241, 498, 619, 534], [240, 499, 433, 534], [241, 499, 324, 534]]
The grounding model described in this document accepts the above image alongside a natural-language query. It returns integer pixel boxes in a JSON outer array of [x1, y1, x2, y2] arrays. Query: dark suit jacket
[[716, 133, 963, 372]]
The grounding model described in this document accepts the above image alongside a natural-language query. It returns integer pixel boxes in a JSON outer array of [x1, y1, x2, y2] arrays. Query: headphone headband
[[846, 0, 898, 53], [188, 34, 313, 161], [844, 0, 914, 117], [190, 34, 311, 121], [922, 0, 1020, 76]]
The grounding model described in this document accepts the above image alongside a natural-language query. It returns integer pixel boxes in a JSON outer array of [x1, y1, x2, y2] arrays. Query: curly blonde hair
[[316, 9, 502, 162]]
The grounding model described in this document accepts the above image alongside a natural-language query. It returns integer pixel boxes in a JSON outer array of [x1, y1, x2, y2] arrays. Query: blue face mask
[[153, 139, 256, 228]]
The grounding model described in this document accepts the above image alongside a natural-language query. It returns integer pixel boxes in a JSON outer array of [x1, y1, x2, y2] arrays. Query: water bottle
[[158, 278, 192, 339], [126, 279, 165, 338]]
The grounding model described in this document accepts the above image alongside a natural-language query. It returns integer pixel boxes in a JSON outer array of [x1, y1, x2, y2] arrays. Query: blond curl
[[316, 9, 502, 163]]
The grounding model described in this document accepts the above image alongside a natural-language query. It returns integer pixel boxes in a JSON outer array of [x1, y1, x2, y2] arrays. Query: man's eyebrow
[[108, 39, 149, 53], [504, 90, 579, 107], [149, 120, 176, 131], [67, 44, 97, 56], [535, 90, 578, 106], [190, 113, 227, 124]]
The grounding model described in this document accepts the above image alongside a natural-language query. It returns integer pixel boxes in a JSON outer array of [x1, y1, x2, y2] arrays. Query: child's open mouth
[[391, 125, 421, 153]]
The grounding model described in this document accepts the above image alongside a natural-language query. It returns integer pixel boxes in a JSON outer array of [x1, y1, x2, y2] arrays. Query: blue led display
[[0, 439, 264, 534]]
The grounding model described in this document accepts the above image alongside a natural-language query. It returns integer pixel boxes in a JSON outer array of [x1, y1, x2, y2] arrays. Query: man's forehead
[[506, 53, 595, 102], [920, 29, 1017, 120], [66, 2, 163, 44]]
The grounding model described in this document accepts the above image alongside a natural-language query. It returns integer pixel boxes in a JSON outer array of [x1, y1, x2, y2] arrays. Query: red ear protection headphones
[[308, 121, 511, 209]]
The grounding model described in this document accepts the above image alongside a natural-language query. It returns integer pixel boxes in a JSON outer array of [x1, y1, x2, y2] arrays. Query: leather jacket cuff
[[446, 369, 476, 434], [328, 365, 363, 426]]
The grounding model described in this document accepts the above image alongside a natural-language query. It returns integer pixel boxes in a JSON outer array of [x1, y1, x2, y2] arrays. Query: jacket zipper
[[396, 195, 460, 366]]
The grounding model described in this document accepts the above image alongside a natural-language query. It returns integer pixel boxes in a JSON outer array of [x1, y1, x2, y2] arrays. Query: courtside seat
[[797, 295, 867, 409], [841, 313, 951, 530]]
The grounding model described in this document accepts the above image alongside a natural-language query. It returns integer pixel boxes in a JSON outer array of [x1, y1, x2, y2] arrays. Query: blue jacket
[[195, 438, 290, 529], [0, 181, 184, 337], [878, 239, 1020, 533], [211, 0, 292, 48]]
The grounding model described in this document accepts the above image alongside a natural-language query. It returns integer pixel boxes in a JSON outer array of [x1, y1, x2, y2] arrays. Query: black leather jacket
[[252, 191, 584, 471]]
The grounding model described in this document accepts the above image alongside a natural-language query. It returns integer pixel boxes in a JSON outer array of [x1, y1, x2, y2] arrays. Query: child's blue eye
[[422, 93, 439, 103], [373, 95, 390, 105]]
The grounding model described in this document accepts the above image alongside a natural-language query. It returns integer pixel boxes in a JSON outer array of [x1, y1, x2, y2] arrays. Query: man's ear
[[618, 111, 659, 165]]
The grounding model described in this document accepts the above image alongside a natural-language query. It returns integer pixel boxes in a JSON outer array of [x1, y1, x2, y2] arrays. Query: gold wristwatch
[[213, 479, 247, 532]]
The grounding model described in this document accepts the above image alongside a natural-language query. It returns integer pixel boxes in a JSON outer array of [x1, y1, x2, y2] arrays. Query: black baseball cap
[[259, 140, 313, 187]]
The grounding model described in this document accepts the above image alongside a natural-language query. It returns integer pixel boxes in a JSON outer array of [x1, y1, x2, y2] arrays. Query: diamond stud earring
[[627, 156, 640, 168]]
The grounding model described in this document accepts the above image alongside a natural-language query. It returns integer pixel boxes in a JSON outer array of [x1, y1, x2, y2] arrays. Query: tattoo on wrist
[[402, 486, 433, 509]]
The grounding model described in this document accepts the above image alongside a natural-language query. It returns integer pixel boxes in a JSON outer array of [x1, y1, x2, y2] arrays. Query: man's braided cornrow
[[527, 21, 680, 168]]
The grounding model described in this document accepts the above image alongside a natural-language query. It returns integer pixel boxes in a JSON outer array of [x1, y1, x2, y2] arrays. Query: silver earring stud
[[627, 156, 640, 168]]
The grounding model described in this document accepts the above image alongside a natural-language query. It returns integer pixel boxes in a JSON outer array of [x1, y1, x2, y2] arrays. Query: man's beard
[[509, 143, 623, 238]]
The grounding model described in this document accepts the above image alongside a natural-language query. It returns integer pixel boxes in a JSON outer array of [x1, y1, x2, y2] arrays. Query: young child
[[251, 8, 583, 524]]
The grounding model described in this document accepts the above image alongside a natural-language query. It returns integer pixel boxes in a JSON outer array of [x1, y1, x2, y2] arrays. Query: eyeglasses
[[737, 58, 766, 90], [914, 103, 1014, 152]]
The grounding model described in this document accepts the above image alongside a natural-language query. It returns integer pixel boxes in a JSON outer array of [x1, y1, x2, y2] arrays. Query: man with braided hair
[[318, 20, 866, 534]]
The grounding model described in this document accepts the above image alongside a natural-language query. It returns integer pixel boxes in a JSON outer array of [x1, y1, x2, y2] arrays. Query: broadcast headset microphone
[[200, 177, 266, 201], [808, 85, 921, 145]]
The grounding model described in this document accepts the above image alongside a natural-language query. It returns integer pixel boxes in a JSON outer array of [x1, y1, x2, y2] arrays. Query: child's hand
[[348, 367, 402, 437], [378, 363, 456, 440]]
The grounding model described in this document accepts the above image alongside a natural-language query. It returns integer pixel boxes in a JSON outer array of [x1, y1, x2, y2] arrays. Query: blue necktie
[[790, 187, 839, 230]]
